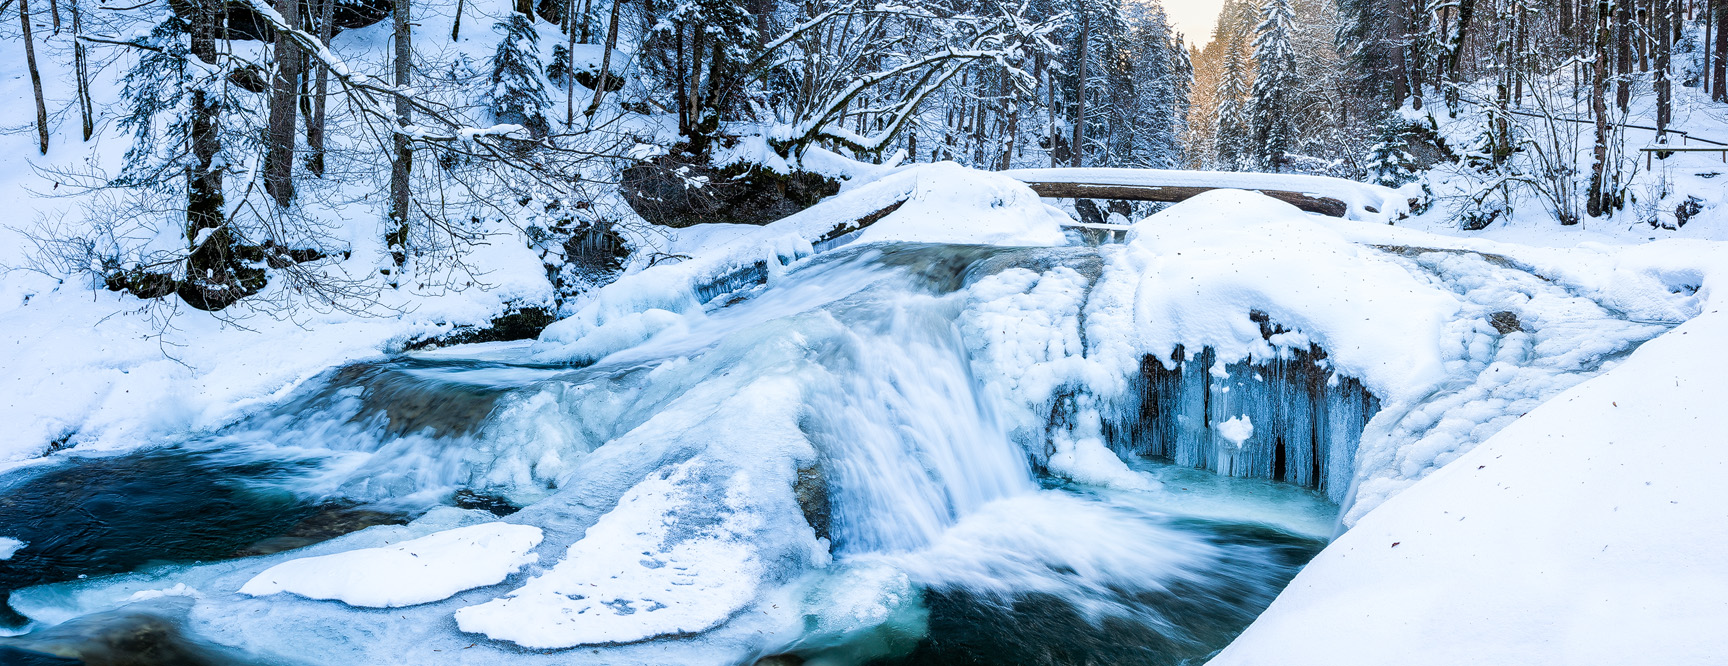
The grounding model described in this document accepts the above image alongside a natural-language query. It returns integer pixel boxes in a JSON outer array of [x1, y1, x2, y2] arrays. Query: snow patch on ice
[[455, 459, 767, 648], [240, 522, 543, 608]]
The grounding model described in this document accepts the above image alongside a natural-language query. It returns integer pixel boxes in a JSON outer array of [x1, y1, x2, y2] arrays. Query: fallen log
[[1016, 181, 1352, 218]]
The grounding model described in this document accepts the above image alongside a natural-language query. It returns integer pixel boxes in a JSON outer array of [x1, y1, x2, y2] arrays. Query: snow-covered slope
[[1212, 280, 1728, 665]]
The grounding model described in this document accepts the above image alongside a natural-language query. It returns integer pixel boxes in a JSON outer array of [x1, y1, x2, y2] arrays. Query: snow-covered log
[[1004, 167, 1403, 220]]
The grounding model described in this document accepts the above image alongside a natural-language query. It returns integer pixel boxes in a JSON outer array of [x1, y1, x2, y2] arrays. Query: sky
[[1162, 0, 1228, 48]]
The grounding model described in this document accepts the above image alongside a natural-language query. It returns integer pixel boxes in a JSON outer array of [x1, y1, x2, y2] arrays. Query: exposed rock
[[1675, 196, 1704, 228], [225, 64, 269, 94], [621, 154, 840, 228], [794, 464, 830, 542], [1488, 310, 1524, 335], [452, 489, 522, 516], [406, 305, 560, 350], [0, 608, 260, 666]]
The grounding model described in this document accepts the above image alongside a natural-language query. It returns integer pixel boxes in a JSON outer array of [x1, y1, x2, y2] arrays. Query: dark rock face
[[1675, 196, 1704, 228], [168, 0, 392, 43], [621, 155, 840, 228], [453, 489, 522, 516], [225, 64, 270, 94], [794, 464, 830, 542], [574, 70, 627, 92], [1488, 310, 1525, 335], [406, 306, 560, 350], [0, 608, 263, 666]]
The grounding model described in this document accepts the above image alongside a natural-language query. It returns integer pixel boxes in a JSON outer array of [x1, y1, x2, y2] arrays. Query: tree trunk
[[265, 0, 302, 206], [583, 0, 622, 118], [515, 0, 532, 18], [20, 0, 49, 155], [999, 74, 1018, 170], [72, 0, 92, 141], [1588, 0, 1611, 220], [452, 0, 465, 40], [1445, 0, 1477, 112], [309, 0, 335, 175], [1716, 0, 1728, 101], [1657, 0, 1673, 140], [388, 0, 413, 272], [1071, 5, 1088, 169], [1616, 0, 1632, 111]]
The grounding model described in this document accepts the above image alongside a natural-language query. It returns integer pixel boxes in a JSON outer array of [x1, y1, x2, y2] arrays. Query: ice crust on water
[[455, 459, 773, 647], [240, 522, 544, 608], [0, 536, 24, 559]]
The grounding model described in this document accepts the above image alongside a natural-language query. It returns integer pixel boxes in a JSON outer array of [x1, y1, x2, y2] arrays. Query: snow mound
[[455, 458, 768, 648], [1124, 189, 1461, 405], [239, 522, 543, 608], [853, 162, 1070, 246]]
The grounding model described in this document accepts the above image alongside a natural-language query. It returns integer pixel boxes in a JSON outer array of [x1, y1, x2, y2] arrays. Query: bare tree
[[387, 0, 413, 272], [309, 0, 336, 175], [265, 0, 303, 205], [582, 0, 622, 118], [21, 0, 50, 154]]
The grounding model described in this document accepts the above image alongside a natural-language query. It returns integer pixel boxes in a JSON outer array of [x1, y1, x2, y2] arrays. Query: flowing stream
[[0, 243, 1352, 665]]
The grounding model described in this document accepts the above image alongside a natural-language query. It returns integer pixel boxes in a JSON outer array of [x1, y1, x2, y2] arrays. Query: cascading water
[[0, 242, 1419, 665]]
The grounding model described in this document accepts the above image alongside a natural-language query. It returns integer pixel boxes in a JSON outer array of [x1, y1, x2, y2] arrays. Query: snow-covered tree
[[1213, 44, 1252, 171], [1364, 119, 1418, 187], [490, 14, 553, 138], [1249, 0, 1296, 171]]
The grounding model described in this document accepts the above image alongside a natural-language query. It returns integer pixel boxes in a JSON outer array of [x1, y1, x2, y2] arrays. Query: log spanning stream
[[0, 238, 1662, 665]]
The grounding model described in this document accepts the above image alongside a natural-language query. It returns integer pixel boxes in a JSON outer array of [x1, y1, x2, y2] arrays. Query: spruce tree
[[1249, 0, 1296, 171], [1364, 119, 1418, 187], [1213, 45, 1252, 171], [490, 14, 553, 138]]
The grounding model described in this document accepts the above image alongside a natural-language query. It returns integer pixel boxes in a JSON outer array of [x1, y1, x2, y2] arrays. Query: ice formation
[[240, 522, 544, 608]]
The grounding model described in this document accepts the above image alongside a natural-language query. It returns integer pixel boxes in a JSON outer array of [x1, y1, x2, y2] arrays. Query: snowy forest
[[4, 0, 1727, 313], [1, 0, 1726, 662]]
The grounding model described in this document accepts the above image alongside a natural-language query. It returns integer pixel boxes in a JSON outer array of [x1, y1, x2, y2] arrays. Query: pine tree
[[490, 14, 553, 138], [1364, 119, 1418, 187], [1126, 1, 1188, 169], [1213, 45, 1252, 170], [1249, 0, 1296, 171], [546, 43, 573, 90]]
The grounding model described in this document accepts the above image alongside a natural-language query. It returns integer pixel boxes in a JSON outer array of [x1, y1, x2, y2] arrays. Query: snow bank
[[240, 522, 543, 608], [852, 163, 1070, 246], [1213, 306, 1728, 666]]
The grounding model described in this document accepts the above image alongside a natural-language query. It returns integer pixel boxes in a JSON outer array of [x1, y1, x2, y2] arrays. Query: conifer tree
[[1213, 45, 1252, 170], [490, 14, 553, 138], [1249, 0, 1296, 171], [1364, 119, 1418, 187]]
